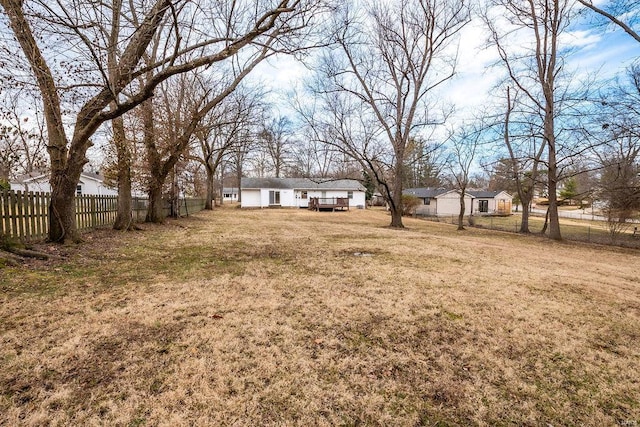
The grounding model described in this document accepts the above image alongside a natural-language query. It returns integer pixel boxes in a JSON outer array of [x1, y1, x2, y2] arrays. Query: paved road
[[529, 208, 639, 223]]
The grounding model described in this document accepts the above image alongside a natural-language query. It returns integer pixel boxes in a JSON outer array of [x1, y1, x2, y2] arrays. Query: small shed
[[468, 191, 513, 215]]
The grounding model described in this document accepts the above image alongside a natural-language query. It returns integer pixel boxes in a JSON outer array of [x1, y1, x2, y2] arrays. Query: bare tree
[[289, 133, 339, 177], [142, 55, 269, 222], [501, 86, 547, 233], [0, 91, 48, 182], [305, 0, 469, 228], [445, 126, 480, 230], [598, 135, 640, 240], [0, 0, 326, 242], [258, 116, 293, 178], [403, 136, 445, 189], [483, 0, 580, 240], [586, 67, 640, 239], [192, 82, 266, 209]]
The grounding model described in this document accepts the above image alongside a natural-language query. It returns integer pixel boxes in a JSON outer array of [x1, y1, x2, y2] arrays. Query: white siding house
[[241, 178, 366, 209], [10, 171, 118, 196], [222, 187, 239, 202]]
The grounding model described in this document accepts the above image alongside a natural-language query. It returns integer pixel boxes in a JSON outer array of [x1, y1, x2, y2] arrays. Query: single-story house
[[241, 177, 366, 209], [403, 188, 512, 216], [10, 170, 118, 196], [222, 187, 239, 202]]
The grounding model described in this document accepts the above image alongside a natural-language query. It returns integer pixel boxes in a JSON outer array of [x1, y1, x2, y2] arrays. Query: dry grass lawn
[[1, 206, 639, 426]]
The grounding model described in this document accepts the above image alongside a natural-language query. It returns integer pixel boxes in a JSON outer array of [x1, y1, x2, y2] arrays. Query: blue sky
[[250, 5, 639, 125]]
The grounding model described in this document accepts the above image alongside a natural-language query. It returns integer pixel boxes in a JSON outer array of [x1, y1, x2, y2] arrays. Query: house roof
[[468, 190, 498, 198], [13, 171, 48, 184], [468, 190, 511, 199], [241, 177, 365, 191], [405, 188, 512, 199], [13, 170, 106, 184], [403, 188, 448, 198]]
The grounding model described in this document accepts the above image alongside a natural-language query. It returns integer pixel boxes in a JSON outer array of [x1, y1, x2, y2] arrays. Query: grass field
[[1, 206, 639, 426]]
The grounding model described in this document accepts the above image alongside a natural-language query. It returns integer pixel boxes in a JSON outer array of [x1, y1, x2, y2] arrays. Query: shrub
[[401, 195, 421, 216]]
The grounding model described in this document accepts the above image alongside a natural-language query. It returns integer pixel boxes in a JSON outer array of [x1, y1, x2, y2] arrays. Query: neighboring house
[[241, 177, 366, 209], [222, 187, 239, 202], [403, 188, 512, 216], [10, 170, 118, 196], [370, 192, 386, 207], [468, 191, 513, 216]]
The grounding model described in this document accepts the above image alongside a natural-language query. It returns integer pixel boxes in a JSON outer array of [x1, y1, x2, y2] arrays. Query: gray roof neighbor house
[[403, 187, 513, 216], [403, 187, 448, 199]]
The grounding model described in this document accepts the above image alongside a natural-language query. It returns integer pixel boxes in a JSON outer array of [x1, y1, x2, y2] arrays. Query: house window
[[348, 191, 353, 199], [301, 191, 308, 199], [269, 190, 280, 205], [424, 197, 430, 205], [76, 185, 82, 196], [479, 199, 489, 213]]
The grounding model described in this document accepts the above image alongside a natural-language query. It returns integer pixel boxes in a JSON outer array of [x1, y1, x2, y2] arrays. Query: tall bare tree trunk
[[204, 164, 215, 210], [519, 195, 532, 233], [389, 157, 405, 228], [109, 0, 135, 231], [48, 170, 81, 242], [457, 191, 466, 230], [113, 115, 135, 230], [146, 179, 165, 223], [142, 100, 165, 223], [236, 164, 243, 204], [545, 109, 562, 240]]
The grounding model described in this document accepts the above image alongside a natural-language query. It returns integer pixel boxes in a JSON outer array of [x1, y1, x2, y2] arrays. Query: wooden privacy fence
[[1, 190, 206, 241]]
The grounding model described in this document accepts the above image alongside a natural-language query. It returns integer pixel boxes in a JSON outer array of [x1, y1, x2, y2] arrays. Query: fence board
[[28, 192, 37, 239], [2, 191, 9, 238]]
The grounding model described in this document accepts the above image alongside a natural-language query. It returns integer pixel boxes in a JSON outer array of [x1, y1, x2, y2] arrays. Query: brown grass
[[1, 206, 639, 426]]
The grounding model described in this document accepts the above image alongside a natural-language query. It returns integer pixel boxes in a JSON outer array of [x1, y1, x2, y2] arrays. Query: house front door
[[298, 191, 309, 208], [269, 190, 280, 206]]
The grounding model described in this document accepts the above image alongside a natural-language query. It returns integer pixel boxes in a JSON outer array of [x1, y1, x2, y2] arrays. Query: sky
[[249, 3, 640, 126]]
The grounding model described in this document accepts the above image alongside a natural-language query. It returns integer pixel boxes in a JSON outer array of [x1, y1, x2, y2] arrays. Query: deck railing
[[308, 197, 350, 211]]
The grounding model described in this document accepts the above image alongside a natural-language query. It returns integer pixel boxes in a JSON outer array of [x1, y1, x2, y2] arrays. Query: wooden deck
[[308, 197, 349, 212]]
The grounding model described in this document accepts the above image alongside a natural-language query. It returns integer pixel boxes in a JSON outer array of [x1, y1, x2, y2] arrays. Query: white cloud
[[560, 29, 602, 48]]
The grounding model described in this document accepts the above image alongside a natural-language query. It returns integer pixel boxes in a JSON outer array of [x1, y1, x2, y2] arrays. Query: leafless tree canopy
[[0, 0, 330, 241], [302, 0, 470, 227]]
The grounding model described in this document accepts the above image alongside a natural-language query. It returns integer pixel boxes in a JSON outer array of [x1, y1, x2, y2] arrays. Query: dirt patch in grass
[[1, 207, 639, 425]]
